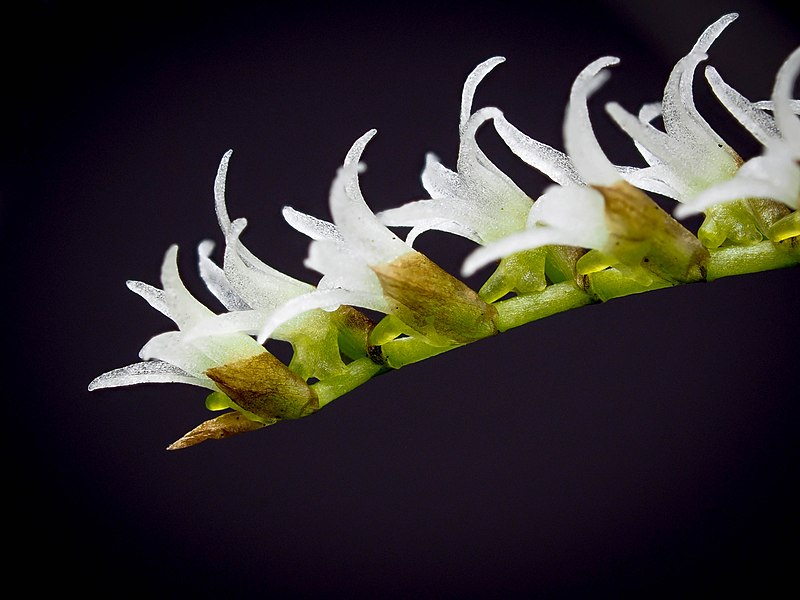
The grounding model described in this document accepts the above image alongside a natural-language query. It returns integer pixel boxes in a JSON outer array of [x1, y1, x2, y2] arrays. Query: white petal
[[462, 229, 562, 277], [422, 151, 487, 204], [528, 185, 607, 245], [457, 109, 533, 222], [705, 66, 780, 146], [257, 288, 395, 344], [214, 150, 234, 233], [330, 131, 411, 265], [160, 245, 215, 330], [772, 47, 800, 156], [222, 219, 312, 310], [88, 360, 213, 391], [462, 185, 608, 276], [606, 101, 701, 195], [305, 239, 383, 295], [676, 151, 800, 216], [378, 198, 485, 244], [617, 164, 684, 200], [460, 56, 505, 133], [186, 309, 267, 338], [139, 331, 216, 375], [753, 99, 800, 113], [564, 57, 622, 186], [405, 219, 482, 246], [494, 114, 582, 186], [126, 280, 170, 319], [197, 240, 251, 312], [662, 13, 737, 145], [282, 206, 343, 241], [382, 109, 531, 245]]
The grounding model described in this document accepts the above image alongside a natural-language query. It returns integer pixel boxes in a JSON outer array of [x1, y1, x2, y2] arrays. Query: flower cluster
[[90, 14, 798, 449]]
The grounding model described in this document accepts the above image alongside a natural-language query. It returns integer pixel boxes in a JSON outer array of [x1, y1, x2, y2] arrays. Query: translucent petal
[[126, 280, 170, 319], [282, 206, 342, 241], [618, 164, 683, 199], [661, 13, 737, 144], [676, 152, 800, 216], [494, 114, 582, 186], [380, 109, 531, 245], [405, 219, 482, 246], [159, 245, 215, 330], [456, 108, 533, 225], [330, 131, 411, 265], [88, 360, 212, 391], [464, 226, 581, 277], [420, 152, 463, 199], [563, 57, 622, 186], [185, 309, 267, 338], [197, 240, 250, 312], [528, 185, 608, 244], [139, 331, 217, 375], [460, 56, 505, 133], [606, 101, 700, 195], [141, 328, 265, 376], [463, 185, 608, 276], [753, 99, 800, 113], [213, 151, 300, 285], [705, 66, 780, 146], [222, 219, 312, 309], [305, 239, 383, 295], [257, 288, 395, 344], [214, 150, 235, 233], [378, 199, 485, 244], [772, 47, 800, 156]]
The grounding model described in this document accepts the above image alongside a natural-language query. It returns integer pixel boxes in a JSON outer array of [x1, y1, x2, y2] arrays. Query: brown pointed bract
[[166, 412, 271, 450]]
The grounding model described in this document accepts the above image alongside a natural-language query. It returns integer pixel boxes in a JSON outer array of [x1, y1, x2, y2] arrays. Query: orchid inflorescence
[[89, 14, 799, 450]]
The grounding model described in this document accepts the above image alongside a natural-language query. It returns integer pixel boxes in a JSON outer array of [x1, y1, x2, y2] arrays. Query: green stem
[[494, 282, 593, 332], [312, 240, 797, 410], [312, 358, 386, 408], [380, 337, 461, 369], [707, 241, 799, 281]]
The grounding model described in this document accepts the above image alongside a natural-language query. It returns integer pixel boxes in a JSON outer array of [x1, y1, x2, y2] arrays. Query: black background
[[7, 1, 799, 597]]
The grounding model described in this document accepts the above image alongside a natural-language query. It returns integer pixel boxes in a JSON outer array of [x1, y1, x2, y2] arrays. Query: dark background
[[7, 1, 798, 596]]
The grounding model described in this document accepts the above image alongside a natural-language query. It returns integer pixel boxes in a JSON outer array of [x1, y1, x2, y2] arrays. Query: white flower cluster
[[89, 14, 798, 439]]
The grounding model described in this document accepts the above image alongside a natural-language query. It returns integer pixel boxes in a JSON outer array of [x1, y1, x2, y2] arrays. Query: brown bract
[[166, 411, 270, 450], [206, 353, 319, 421], [595, 181, 709, 283], [373, 252, 499, 346]]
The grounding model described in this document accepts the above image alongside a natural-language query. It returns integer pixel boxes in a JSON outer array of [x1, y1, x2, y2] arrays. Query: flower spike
[[90, 13, 798, 449]]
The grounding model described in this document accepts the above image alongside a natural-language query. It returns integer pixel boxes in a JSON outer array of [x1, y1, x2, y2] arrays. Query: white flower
[[377, 57, 533, 246], [190, 151, 355, 379], [462, 57, 620, 278], [88, 245, 270, 393], [261, 130, 498, 347], [605, 13, 741, 204], [675, 46, 800, 227]]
